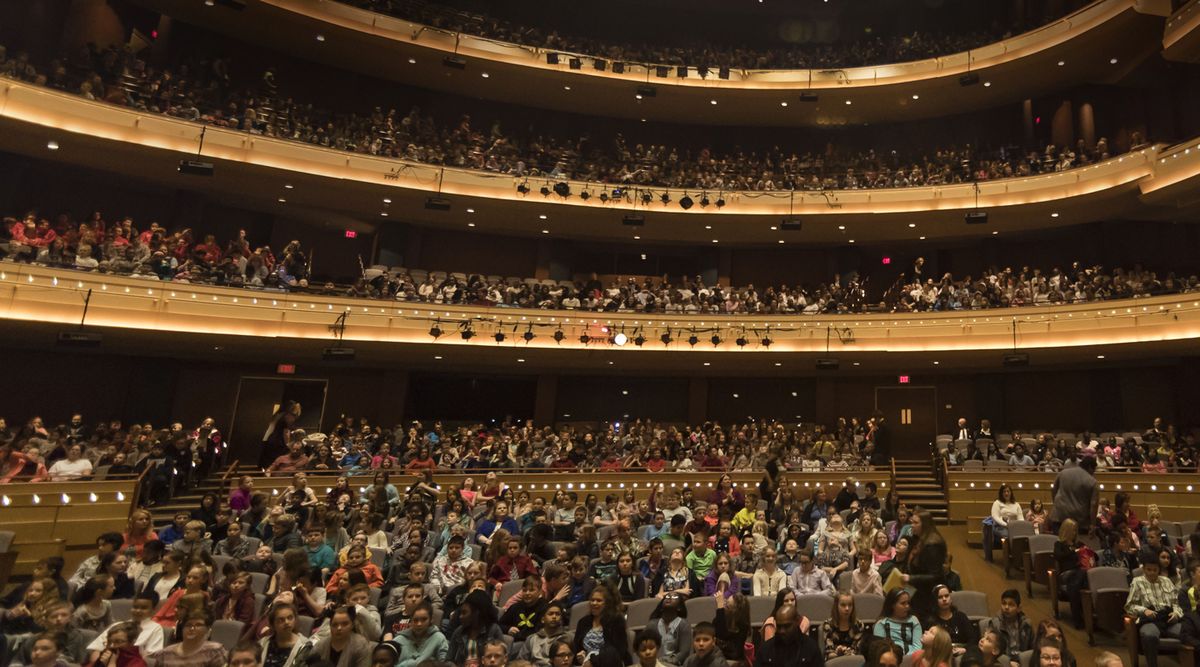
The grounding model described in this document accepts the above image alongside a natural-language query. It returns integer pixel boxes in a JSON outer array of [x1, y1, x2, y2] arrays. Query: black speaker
[[178, 160, 214, 176], [424, 197, 451, 211], [780, 218, 802, 231], [815, 358, 840, 370], [57, 331, 103, 347], [622, 215, 645, 226], [959, 73, 980, 86], [965, 211, 989, 224], [442, 56, 467, 70], [323, 347, 356, 361], [1003, 353, 1030, 367]]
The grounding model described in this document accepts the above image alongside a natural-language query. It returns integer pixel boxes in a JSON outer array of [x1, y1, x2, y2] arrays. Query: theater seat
[[1023, 534, 1058, 597], [1082, 567, 1130, 645], [1125, 614, 1194, 667]]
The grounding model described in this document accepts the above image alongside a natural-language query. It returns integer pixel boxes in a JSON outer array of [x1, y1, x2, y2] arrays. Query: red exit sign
[[344, 230, 357, 238], [277, 363, 296, 375], [898, 375, 910, 384]]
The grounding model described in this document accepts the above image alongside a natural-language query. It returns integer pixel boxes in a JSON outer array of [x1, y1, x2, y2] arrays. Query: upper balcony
[[3, 77, 1200, 246], [134, 0, 1171, 126]]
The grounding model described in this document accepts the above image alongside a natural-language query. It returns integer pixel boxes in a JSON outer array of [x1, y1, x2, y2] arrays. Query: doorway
[[875, 386, 937, 460], [228, 378, 328, 466]]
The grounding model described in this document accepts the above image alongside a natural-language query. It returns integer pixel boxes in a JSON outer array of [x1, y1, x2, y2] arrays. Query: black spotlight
[[679, 195, 694, 210], [546, 53, 560, 65], [594, 59, 608, 71], [553, 330, 565, 343], [569, 57, 582, 70], [661, 332, 673, 345], [700, 194, 710, 207], [736, 336, 748, 347], [429, 324, 442, 338], [539, 185, 551, 197], [641, 192, 653, 204], [676, 66, 688, 78], [599, 192, 609, 203], [688, 334, 699, 347], [580, 190, 591, 201], [716, 197, 726, 208], [612, 62, 625, 74], [516, 182, 530, 194], [655, 65, 669, 78], [711, 334, 722, 346], [761, 336, 773, 348], [634, 334, 646, 347], [659, 192, 671, 204], [553, 182, 571, 197], [523, 328, 536, 342], [698, 66, 710, 79], [580, 334, 591, 344], [718, 66, 730, 80], [494, 332, 506, 343], [461, 329, 475, 340]]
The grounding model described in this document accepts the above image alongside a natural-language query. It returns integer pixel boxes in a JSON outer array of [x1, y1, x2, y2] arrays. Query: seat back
[[625, 598, 659, 631], [1028, 534, 1057, 555], [796, 593, 834, 625], [499, 579, 524, 607], [963, 460, 983, 471], [749, 595, 775, 627], [296, 615, 315, 635], [570, 601, 591, 624], [369, 547, 387, 570], [1018, 650, 1033, 667], [110, 598, 133, 622], [827, 656, 866, 667], [853, 593, 884, 622], [685, 596, 717, 624], [248, 571, 270, 595], [951, 591, 989, 619], [1007, 521, 1035, 540], [210, 619, 245, 651], [1086, 566, 1130, 599], [0, 531, 14, 552]]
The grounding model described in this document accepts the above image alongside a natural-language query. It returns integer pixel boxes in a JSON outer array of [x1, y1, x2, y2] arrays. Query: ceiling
[[130, 0, 1168, 127]]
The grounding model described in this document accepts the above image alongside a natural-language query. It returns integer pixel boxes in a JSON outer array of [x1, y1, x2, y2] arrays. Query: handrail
[[889, 457, 897, 494], [130, 465, 151, 519]]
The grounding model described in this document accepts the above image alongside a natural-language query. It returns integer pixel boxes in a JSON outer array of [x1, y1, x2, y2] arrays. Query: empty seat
[[854, 594, 884, 622], [952, 591, 989, 620], [498, 579, 523, 606], [796, 594, 834, 625], [625, 598, 659, 631], [210, 620, 245, 651], [685, 596, 717, 624]]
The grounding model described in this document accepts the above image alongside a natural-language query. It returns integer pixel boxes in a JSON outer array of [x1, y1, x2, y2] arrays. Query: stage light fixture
[[594, 59, 608, 71], [736, 336, 748, 347], [688, 334, 699, 347], [660, 193, 671, 204], [711, 334, 722, 346], [539, 185, 551, 197], [461, 329, 475, 340], [679, 195, 694, 210], [661, 332, 673, 345], [546, 53, 560, 65], [494, 332, 506, 343], [553, 329, 565, 343], [429, 324, 442, 338], [569, 57, 582, 70], [580, 334, 591, 344], [655, 65, 669, 78], [612, 62, 625, 74], [599, 192, 609, 203], [718, 67, 730, 79], [641, 192, 653, 204], [761, 336, 773, 348], [700, 194, 710, 207], [580, 190, 591, 201], [612, 332, 628, 346], [523, 327, 536, 342], [676, 66, 688, 78], [516, 182, 530, 194], [697, 66, 709, 78], [634, 334, 646, 347], [715, 197, 726, 208], [553, 182, 571, 197]]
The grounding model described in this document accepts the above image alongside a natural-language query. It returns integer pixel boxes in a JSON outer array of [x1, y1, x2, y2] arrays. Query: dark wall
[[555, 376, 690, 423]]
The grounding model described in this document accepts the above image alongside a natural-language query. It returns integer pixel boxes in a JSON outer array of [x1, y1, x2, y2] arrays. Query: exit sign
[[344, 230, 357, 238], [881, 256, 891, 265], [277, 363, 296, 374], [898, 375, 910, 384]]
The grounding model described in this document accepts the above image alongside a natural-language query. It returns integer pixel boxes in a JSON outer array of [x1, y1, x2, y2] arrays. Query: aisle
[[941, 525, 1163, 667]]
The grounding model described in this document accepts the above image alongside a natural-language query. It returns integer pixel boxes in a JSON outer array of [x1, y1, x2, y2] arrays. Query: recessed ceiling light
[[481, 72, 490, 78], [703, 362, 711, 366], [992, 231, 999, 235], [848, 239, 855, 243], [407, 57, 417, 64], [853, 362, 861, 366], [712, 239, 719, 243], [1057, 60, 1065, 66], [710, 100, 717, 105], [467, 222, 475, 227], [911, 94, 919, 100], [705, 225, 712, 230], [538, 214, 548, 220], [640, 118, 647, 122], [517, 358, 525, 363], [933, 361, 940, 365], [633, 235, 641, 240], [770, 226, 777, 230], [541, 229, 549, 234], [383, 198, 392, 203], [983, 81, 992, 87], [277, 198, 286, 203], [284, 184, 294, 189], [1096, 354, 1105, 359], [1109, 58, 1118, 64], [908, 223, 916, 228], [315, 34, 325, 42], [564, 86, 571, 90], [380, 212, 388, 217], [46, 141, 59, 150], [433, 355, 442, 360], [774, 362, 782, 366], [778, 240, 785, 244], [780, 101, 789, 107], [845, 100, 852, 105], [466, 208, 475, 213], [635, 94, 643, 100], [1050, 212, 1059, 218], [919, 236, 926, 240], [838, 225, 846, 230]]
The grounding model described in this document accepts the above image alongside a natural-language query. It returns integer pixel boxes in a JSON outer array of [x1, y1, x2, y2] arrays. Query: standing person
[[1049, 456, 1098, 534], [1054, 520, 1088, 629], [902, 510, 947, 620], [869, 411, 891, 467], [259, 402, 298, 469]]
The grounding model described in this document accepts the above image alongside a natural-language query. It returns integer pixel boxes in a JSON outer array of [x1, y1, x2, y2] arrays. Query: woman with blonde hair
[[1054, 519, 1087, 629], [123, 510, 157, 559]]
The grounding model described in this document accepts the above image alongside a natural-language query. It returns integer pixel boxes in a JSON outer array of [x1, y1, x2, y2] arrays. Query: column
[[687, 377, 708, 424], [1022, 99, 1035, 147], [534, 239, 552, 280], [533, 374, 558, 425], [1077, 102, 1096, 148], [378, 370, 409, 426], [1051, 100, 1075, 148]]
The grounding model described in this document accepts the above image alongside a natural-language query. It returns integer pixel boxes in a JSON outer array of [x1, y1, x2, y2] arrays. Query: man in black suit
[[953, 417, 975, 442], [870, 411, 891, 466]]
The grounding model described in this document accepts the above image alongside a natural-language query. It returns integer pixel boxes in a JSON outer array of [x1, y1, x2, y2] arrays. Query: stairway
[[892, 459, 950, 524], [146, 465, 257, 531]]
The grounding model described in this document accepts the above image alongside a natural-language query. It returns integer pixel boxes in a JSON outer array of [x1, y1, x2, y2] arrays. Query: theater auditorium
[[1, 0, 1200, 666]]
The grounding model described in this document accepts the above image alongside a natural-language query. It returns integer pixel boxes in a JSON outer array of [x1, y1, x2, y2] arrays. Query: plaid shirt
[[1125, 574, 1183, 619]]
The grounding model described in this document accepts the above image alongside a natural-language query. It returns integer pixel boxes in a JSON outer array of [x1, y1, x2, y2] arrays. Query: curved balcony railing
[[278, 0, 1131, 89], [3, 263, 1199, 354]]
